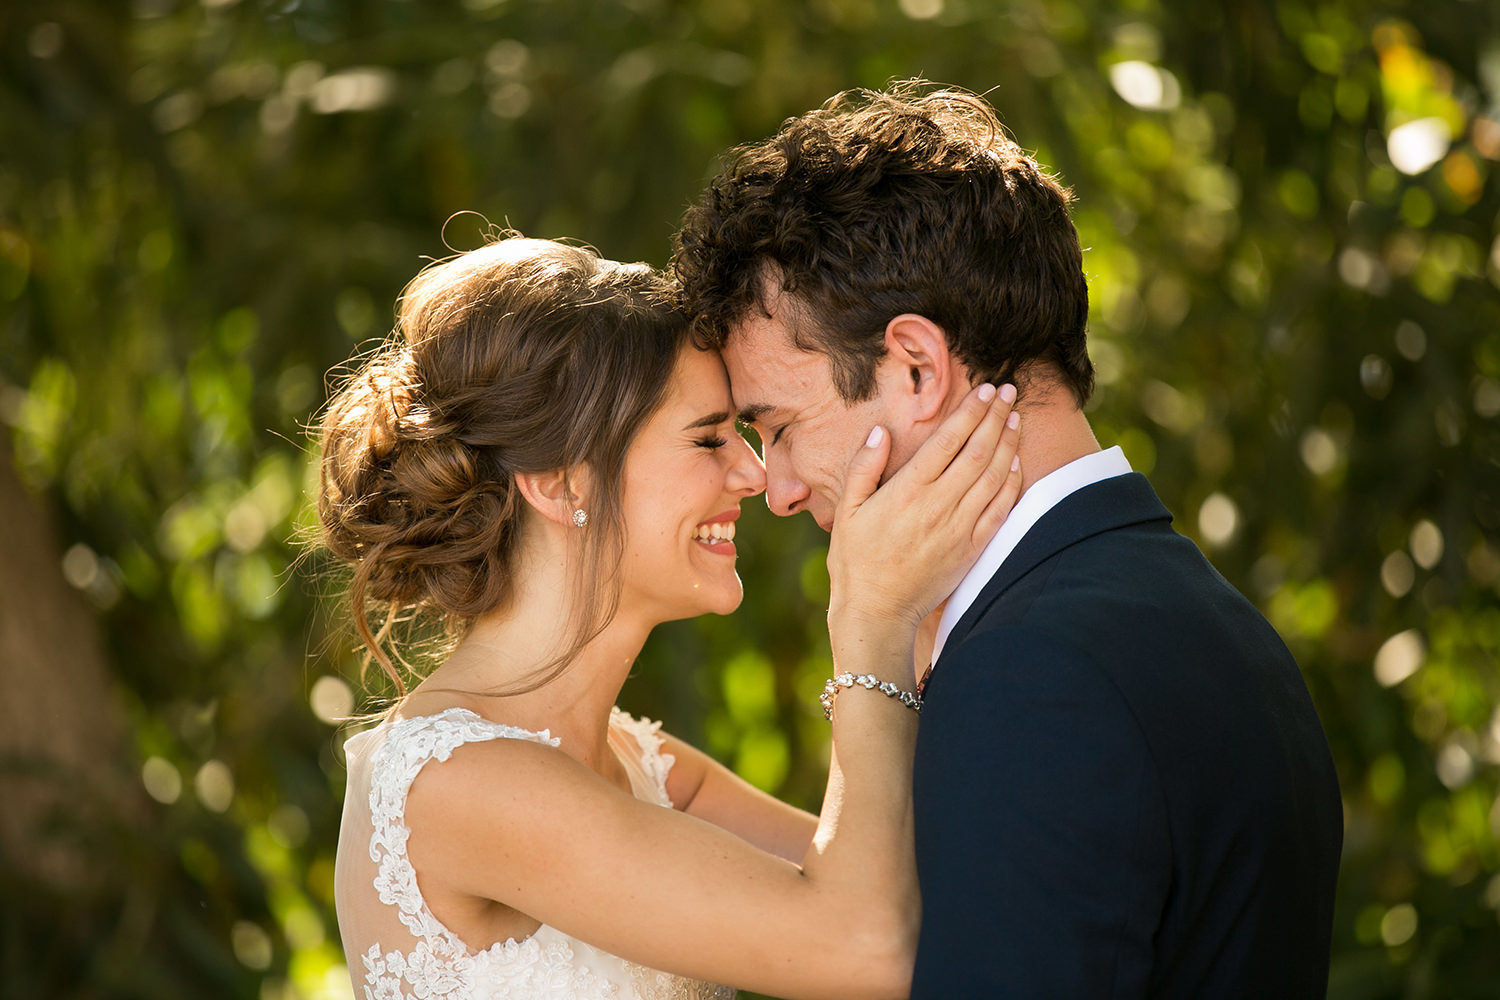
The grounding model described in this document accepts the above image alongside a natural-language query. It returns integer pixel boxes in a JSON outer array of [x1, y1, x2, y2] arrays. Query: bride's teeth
[[693, 521, 736, 543]]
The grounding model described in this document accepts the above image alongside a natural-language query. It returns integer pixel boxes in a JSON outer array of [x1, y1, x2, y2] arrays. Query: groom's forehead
[[724, 314, 834, 408]]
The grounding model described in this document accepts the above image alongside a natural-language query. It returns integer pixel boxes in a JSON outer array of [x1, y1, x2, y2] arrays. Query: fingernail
[[865, 426, 884, 448], [999, 384, 1017, 404], [977, 383, 997, 402], [1011, 455, 1021, 471], [1006, 411, 1020, 429]]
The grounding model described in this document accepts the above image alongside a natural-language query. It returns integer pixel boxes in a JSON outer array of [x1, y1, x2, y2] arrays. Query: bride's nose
[[726, 434, 767, 496]]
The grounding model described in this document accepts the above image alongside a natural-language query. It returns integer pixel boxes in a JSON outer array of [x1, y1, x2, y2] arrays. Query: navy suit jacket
[[910, 473, 1342, 998]]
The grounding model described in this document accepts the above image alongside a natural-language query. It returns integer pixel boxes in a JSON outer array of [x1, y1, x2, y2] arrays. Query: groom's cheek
[[878, 428, 926, 484]]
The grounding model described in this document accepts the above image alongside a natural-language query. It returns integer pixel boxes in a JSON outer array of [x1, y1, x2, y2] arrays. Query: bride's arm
[[660, 734, 819, 863], [405, 384, 1021, 1000]]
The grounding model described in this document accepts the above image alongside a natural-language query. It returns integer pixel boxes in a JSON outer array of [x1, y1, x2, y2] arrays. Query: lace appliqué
[[361, 936, 618, 1000], [625, 963, 736, 1000], [608, 708, 676, 807]]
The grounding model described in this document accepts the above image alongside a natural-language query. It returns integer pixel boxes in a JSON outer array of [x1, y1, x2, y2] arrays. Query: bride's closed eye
[[694, 435, 729, 450]]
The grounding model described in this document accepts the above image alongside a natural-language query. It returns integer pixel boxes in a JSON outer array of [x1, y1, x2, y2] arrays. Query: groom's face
[[722, 308, 899, 532]]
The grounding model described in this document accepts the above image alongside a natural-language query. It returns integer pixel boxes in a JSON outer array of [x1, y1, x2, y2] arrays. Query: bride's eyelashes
[[694, 435, 729, 450]]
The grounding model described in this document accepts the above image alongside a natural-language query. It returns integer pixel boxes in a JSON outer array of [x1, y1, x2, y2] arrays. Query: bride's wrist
[[828, 610, 921, 670], [828, 592, 923, 632], [828, 612, 921, 657]]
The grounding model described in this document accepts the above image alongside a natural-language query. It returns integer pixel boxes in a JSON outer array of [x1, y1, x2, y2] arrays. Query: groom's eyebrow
[[737, 403, 773, 426], [684, 411, 731, 430]]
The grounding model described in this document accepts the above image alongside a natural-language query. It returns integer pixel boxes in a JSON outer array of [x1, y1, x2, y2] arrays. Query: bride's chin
[[689, 579, 745, 619]]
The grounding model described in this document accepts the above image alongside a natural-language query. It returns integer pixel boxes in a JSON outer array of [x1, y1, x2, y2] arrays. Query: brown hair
[[673, 80, 1093, 405], [317, 236, 689, 695]]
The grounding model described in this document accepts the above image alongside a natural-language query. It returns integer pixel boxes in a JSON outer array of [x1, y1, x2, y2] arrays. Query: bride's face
[[615, 346, 766, 623]]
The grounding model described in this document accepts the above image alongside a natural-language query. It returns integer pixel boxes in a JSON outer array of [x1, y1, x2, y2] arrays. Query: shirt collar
[[929, 446, 1133, 665]]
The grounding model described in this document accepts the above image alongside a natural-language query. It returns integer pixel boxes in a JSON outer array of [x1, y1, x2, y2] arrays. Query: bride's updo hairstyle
[[317, 236, 689, 695]]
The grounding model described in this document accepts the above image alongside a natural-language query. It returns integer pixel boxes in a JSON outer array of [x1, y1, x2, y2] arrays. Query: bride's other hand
[[827, 383, 1022, 634]]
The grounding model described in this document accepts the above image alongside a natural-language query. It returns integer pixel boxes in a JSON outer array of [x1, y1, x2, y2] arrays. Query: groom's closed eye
[[737, 406, 794, 445]]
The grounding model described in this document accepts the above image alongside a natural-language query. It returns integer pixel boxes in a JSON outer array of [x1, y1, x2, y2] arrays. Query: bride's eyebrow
[[683, 411, 731, 431]]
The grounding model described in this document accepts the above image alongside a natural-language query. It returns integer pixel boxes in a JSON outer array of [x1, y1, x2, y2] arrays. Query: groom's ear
[[882, 313, 960, 423]]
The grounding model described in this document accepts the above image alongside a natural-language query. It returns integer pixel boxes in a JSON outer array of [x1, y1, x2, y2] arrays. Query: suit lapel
[[938, 472, 1173, 656]]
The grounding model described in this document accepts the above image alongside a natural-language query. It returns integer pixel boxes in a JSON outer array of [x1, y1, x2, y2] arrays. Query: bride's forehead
[[666, 348, 730, 397]]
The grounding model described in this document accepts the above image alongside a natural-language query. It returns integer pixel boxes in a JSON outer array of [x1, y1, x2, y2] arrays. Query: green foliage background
[[2, 0, 1498, 996]]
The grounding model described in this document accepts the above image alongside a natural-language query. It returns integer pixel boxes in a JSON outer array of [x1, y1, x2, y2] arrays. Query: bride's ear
[[514, 467, 590, 527]]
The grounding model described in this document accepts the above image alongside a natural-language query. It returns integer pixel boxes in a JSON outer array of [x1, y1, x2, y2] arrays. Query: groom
[[674, 82, 1342, 996]]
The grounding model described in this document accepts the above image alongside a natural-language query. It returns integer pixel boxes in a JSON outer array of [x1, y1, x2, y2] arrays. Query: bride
[[316, 235, 1021, 1000]]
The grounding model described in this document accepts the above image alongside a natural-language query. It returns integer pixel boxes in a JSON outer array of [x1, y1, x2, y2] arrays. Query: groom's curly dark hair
[[672, 80, 1093, 406]]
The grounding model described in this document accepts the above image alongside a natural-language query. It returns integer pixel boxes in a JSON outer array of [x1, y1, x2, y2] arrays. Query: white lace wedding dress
[[337, 706, 736, 1000]]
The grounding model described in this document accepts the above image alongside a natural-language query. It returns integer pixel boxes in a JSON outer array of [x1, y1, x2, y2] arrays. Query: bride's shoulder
[[364, 706, 559, 767], [352, 707, 564, 807], [396, 712, 606, 847]]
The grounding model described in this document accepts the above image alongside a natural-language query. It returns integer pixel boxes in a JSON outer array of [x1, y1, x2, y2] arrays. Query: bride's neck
[[409, 534, 652, 765]]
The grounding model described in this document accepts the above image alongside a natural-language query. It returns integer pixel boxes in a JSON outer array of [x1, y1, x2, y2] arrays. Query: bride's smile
[[690, 511, 738, 551]]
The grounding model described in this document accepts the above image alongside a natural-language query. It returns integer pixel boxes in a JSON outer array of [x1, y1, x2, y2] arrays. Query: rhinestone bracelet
[[820, 671, 923, 721]]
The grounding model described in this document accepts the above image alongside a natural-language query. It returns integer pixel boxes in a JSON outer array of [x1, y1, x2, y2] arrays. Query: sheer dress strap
[[607, 708, 676, 808]]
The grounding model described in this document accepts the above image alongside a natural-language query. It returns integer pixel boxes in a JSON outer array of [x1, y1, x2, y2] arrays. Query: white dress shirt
[[929, 446, 1133, 666]]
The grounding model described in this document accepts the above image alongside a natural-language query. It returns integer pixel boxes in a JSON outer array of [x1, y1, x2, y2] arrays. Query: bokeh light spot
[[142, 756, 183, 804], [898, 0, 943, 19], [195, 759, 235, 813], [1197, 493, 1239, 547], [1394, 320, 1427, 360], [1380, 902, 1418, 946], [232, 921, 273, 970], [1410, 519, 1444, 569], [1380, 551, 1415, 598], [310, 675, 354, 724], [1109, 62, 1181, 111], [1374, 629, 1425, 687], [1387, 117, 1451, 175], [1435, 743, 1475, 789], [1299, 428, 1339, 476]]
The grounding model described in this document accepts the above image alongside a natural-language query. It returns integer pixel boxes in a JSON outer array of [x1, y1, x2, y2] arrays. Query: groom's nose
[[764, 467, 811, 518]]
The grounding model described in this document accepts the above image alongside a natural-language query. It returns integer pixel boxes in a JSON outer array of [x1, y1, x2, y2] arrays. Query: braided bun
[[316, 235, 689, 693]]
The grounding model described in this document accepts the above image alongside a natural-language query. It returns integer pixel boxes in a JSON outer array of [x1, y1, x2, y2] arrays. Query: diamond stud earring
[[572, 508, 588, 528]]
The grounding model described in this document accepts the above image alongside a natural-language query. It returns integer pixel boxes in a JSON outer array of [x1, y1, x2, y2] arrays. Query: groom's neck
[[988, 372, 1099, 495]]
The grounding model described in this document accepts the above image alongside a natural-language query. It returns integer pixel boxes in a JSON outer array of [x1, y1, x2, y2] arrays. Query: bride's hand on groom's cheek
[[827, 382, 1022, 631]]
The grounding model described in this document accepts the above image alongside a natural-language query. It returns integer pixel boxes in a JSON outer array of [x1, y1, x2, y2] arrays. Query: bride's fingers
[[835, 424, 893, 522], [972, 453, 1023, 547], [895, 382, 1003, 488], [948, 394, 1021, 534], [938, 383, 1017, 494]]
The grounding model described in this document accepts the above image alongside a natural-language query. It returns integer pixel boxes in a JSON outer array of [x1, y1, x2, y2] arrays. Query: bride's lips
[[692, 509, 740, 556]]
